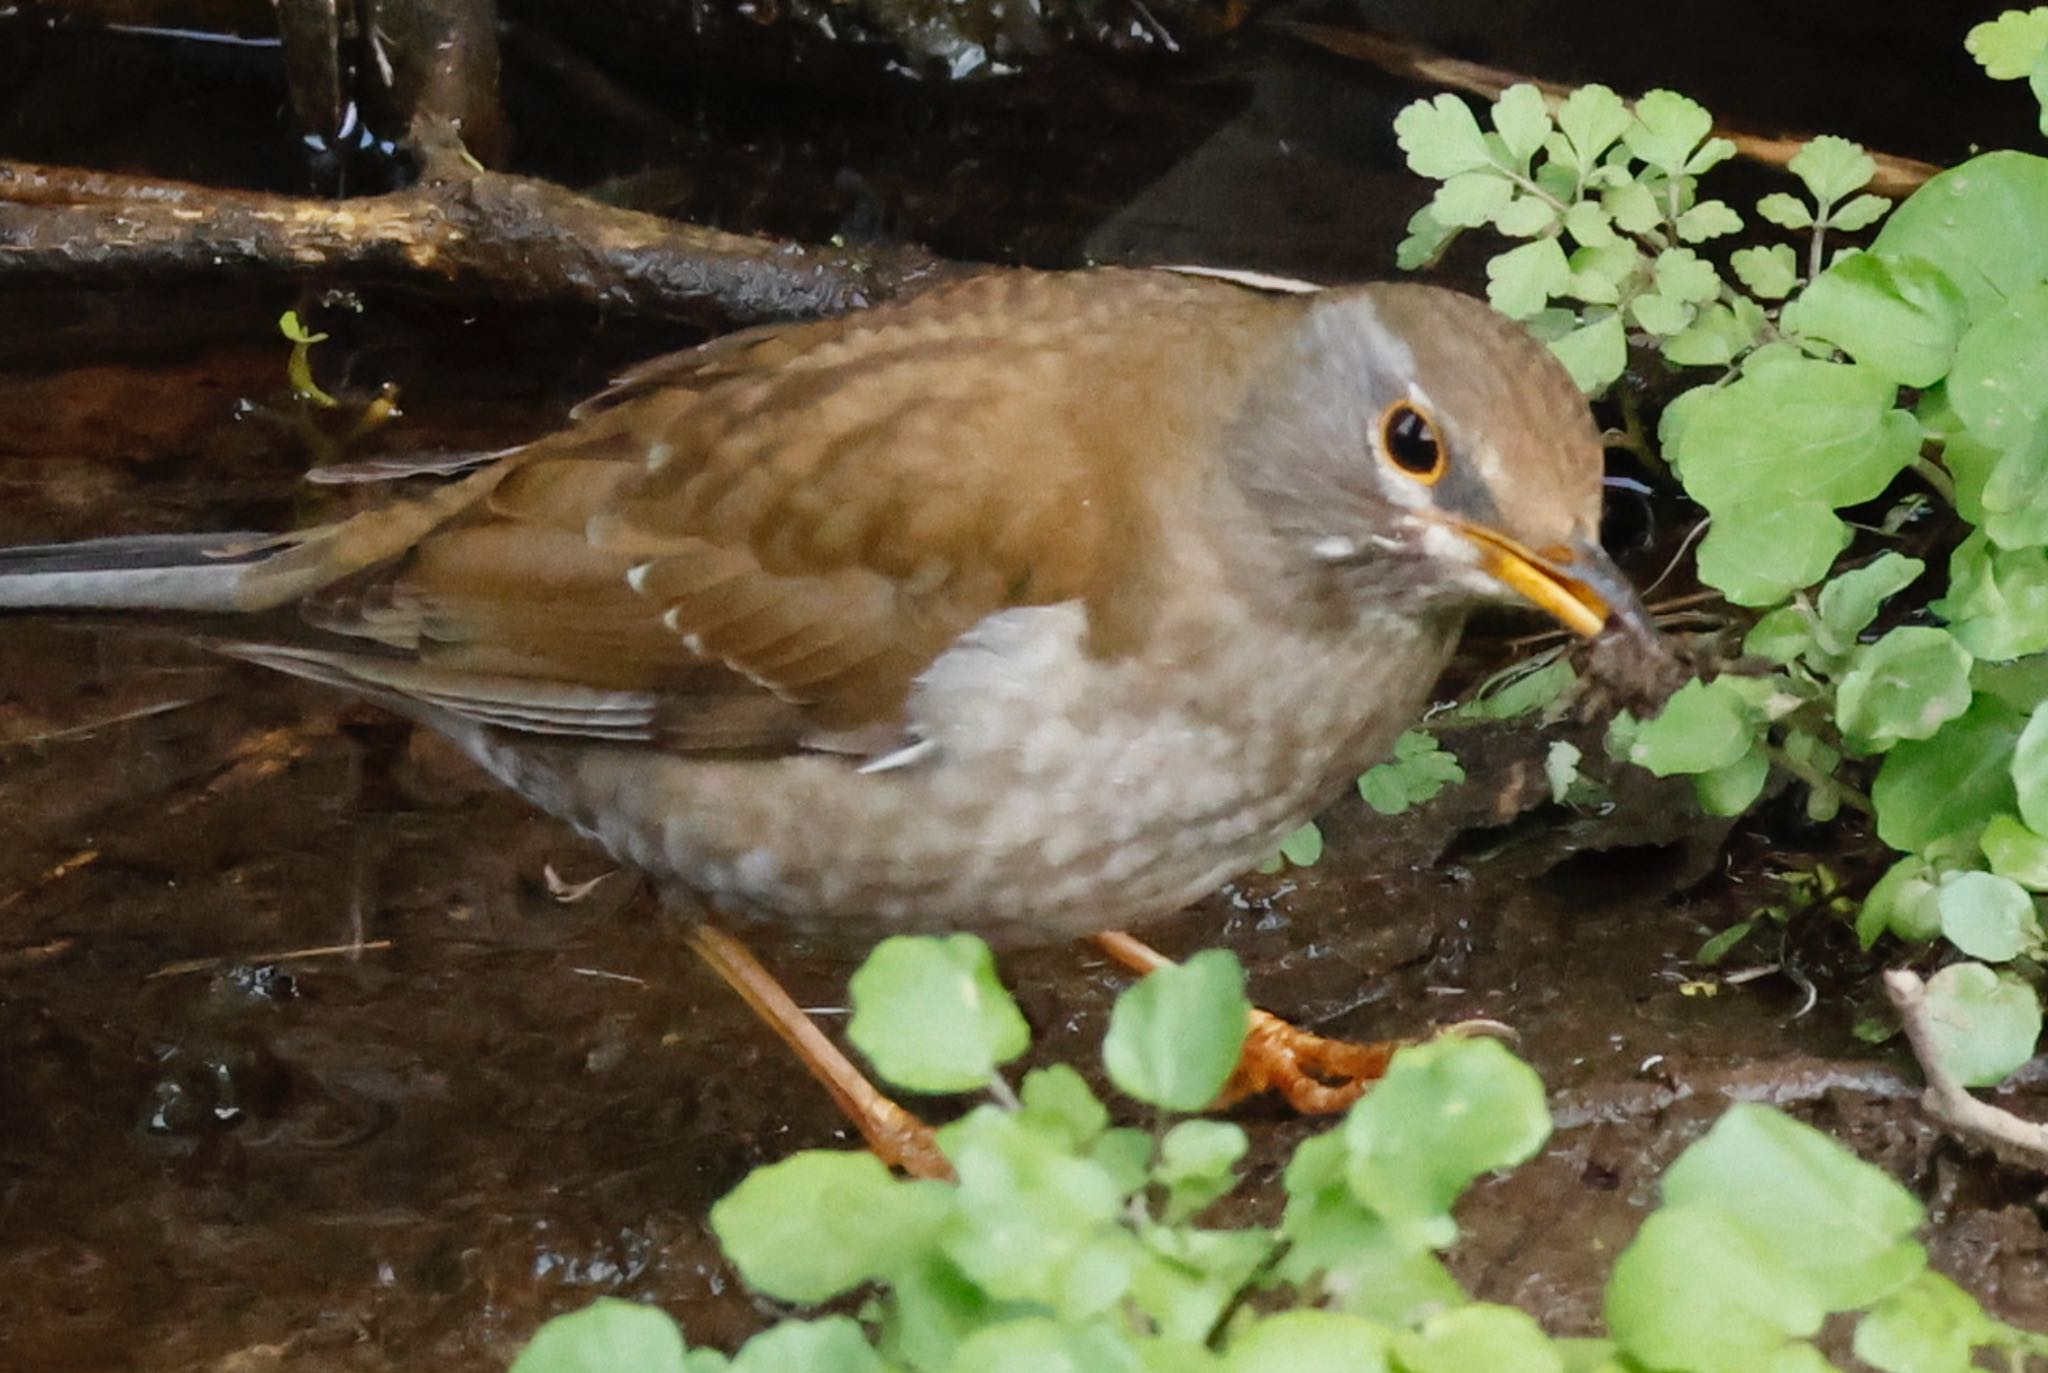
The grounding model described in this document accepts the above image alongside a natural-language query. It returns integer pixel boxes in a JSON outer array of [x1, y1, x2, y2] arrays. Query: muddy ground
[[4, 3, 2048, 1370]]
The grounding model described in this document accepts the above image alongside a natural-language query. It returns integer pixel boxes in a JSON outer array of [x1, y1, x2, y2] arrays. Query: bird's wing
[[298, 268, 1296, 750]]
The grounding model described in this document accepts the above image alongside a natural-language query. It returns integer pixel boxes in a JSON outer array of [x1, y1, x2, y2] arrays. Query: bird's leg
[[683, 924, 952, 1179], [1094, 930, 1409, 1114]]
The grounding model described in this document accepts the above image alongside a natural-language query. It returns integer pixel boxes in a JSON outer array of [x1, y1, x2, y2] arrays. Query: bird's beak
[[1452, 522, 1653, 642]]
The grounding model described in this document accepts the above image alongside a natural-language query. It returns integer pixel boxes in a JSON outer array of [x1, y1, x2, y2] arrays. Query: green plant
[[1390, 14, 2048, 1088], [511, 936, 2047, 1373]]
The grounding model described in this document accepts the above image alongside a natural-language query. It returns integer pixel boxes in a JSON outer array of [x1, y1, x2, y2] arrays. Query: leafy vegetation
[[513, 937, 2048, 1372], [1388, 11, 2048, 1089]]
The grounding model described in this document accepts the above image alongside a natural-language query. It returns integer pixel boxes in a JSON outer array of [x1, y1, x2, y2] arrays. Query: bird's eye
[[1377, 401, 1447, 484]]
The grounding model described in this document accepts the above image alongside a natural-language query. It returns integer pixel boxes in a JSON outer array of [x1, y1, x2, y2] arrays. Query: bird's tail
[[0, 462, 514, 614]]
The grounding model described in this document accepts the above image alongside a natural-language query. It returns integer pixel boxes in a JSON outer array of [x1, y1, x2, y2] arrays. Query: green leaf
[[1835, 627, 1974, 752], [1630, 290, 1694, 337], [1731, 244, 1800, 299], [1396, 205, 1461, 271], [1655, 246, 1722, 302], [1486, 237, 1572, 319], [1979, 419, 2048, 550], [1966, 8, 2048, 79], [512, 1300, 696, 1373], [1694, 501, 1850, 606], [1745, 606, 1819, 665], [1857, 855, 1945, 948], [1342, 1038, 1551, 1252], [1623, 89, 1715, 176], [1873, 696, 2027, 852], [1937, 870, 2043, 962], [1854, 1270, 1999, 1373], [1490, 84, 1553, 167], [1395, 1305, 1563, 1373], [1555, 84, 1632, 173], [1664, 358, 1921, 517], [711, 1151, 950, 1303], [1608, 1204, 1828, 1373], [1697, 920, 1755, 966], [1873, 151, 2048, 319], [1275, 1134, 1465, 1324], [1627, 677, 1761, 776], [1102, 949, 1249, 1111], [1949, 281, 2048, 451], [1790, 135, 1877, 206], [1694, 744, 1771, 817], [1494, 194, 1560, 237], [1676, 200, 1743, 243], [1562, 199, 1617, 247], [1756, 192, 1814, 230], [1430, 171, 1516, 228], [937, 1105, 1135, 1311], [1395, 94, 1496, 179], [1018, 1064, 1110, 1148], [1604, 181, 1663, 235], [1546, 312, 1627, 393], [730, 1318, 884, 1373], [1358, 730, 1465, 814], [1222, 1311, 1390, 1373], [1981, 813, 2048, 890], [1920, 962, 2043, 1088], [1660, 1104, 1926, 1312], [848, 934, 1030, 1093], [1830, 194, 1891, 233], [1935, 534, 2048, 660], [1155, 1120, 1250, 1223], [2017, 704, 2048, 835], [1276, 821, 1324, 869], [1816, 552, 1924, 643], [1785, 252, 1967, 388], [949, 1317, 1142, 1373], [1448, 656, 1579, 723]]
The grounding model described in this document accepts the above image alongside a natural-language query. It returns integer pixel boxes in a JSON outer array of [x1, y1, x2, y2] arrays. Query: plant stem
[[1202, 1237, 1292, 1349], [1910, 456, 1957, 506], [1763, 741, 1873, 817]]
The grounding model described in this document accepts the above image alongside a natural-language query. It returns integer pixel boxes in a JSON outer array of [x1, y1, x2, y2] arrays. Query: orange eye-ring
[[1377, 400, 1448, 484]]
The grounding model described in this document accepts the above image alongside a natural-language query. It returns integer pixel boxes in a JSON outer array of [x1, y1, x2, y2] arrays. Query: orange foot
[[1095, 930, 1512, 1115]]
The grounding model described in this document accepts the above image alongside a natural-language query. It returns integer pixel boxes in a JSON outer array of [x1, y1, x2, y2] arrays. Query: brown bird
[[0, 267, 1652, 1171]]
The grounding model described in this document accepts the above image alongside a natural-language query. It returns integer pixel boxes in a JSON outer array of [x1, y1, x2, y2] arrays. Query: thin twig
[[147, 938, 396, 979], [1884, 968, 2048, 1172]]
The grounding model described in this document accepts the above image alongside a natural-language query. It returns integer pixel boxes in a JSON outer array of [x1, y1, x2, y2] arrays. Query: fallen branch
[[0, 157, 963, 327], [1280, 21, 1941, 197], [1885, 968, 2048, 1172]]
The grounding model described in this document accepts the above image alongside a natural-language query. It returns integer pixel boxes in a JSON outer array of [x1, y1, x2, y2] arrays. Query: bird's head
[[1228, 282, 1653, 648]]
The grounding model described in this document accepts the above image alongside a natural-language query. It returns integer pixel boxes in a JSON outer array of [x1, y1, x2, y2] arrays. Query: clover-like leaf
[[711, 1151, 951, 1304], [1921, 962, 2042, 1088], [1949, 281, 2048, 451], [1854, 1271, 2001, 1373], [848, 934, 1030, 1093], [1756, 191, 1814, 229], [1857, 854, 1944, 948], [2016, 702, 2048, 836], [1874, 150, 2048, 319], [1393, 1305, 1564, 1373], [1490, 84, 1553, 168], [1102, 949, 1249, 1111], [730, 1318, 885, 1373], [1789, 135, 1877, 207], [1156, 1119, 1250, 1223], [1830, 193, 1891, 233], [1395, 94, 1496, 179], [1935, 534, 2048, 660], [1967, 8, 2048, 80], [1396, 205, 1461, 270], [1623, 89, 1715, 175], [1547, 312, 1628, 394], [1555, 84, 1632, 173], [1731, 244, 1800, 299], [1358, 730, 1465, 814], [1676, 200, 1742, 243], [1223, 1310, 1391, 1373], [1486, 237, 1572, 319], [1981, 813, 2048, 890]]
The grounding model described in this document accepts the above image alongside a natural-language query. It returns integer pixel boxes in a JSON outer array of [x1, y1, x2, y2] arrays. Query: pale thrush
[[0, 267, 1655, 1167]]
